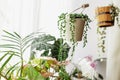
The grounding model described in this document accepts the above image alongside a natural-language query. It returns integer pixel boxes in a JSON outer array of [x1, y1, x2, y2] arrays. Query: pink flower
[[90, 62, 96, 69], [84, 56, 92, 61]]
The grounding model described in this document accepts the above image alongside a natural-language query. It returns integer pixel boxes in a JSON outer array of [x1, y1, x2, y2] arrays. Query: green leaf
[[0, 44, 20, 48], [51, 38, 70, 61], [41, 50, 49, 56], [0, 44, 20, 51], [3, 30, 20, 40], [1, 51, 20, 56], [2, 38, 20, 45], [31, 34, 55, 51], [22, 43, 32, 53], [14, 32, 21, 38], [0, 52, 9, 61], [22, 31, 42, 42], [22, 38, 35, 49], [0, 53, 14, 72], [5, 62, 20, 76], [23, 65, 45, 80]]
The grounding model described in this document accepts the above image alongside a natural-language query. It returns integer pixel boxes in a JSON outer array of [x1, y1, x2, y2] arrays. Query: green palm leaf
[[22, 44, 32, 53], [22, 38, 35, 50], [22, 31, 42, 42], [1, 51, 21, 56], [0, 44, 20, 48], [0, 30, 43, 79], [0, 53, 14, 72], [3, 30, 20, 41], [2, 35, 20, 43], [0, 45, 20, 51], [13, 32, 21, 38], [5, 62, 20, 76], [0, 52, 9, 61]]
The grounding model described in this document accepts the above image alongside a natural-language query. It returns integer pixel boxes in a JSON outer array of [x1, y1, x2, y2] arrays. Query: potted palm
[[0, 30, 46, 80]]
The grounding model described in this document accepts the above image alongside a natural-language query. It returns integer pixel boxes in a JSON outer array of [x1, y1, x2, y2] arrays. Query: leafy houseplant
[[50, 38, 70, 62], [30, 34, 70, 62], [30, 34, 71, 79], [30, 34, 56, 60]]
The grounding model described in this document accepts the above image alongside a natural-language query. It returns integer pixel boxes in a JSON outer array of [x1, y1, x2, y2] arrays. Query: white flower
[[76, 56, 98, 79]]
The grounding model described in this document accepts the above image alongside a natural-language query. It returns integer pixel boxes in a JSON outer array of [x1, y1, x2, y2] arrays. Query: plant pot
[[95, 6, 114, 27], [94, 58, 106, 80], [65, 18, 85, 42]]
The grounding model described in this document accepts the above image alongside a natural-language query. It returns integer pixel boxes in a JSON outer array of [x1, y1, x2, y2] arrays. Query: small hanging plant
[[97, 27, 106, 57], [110, 4, 120, 25], [58, 13, 91, 47], [58, 13, 91, 59], [95, 4, 120, 27], [58, 4, 91, 59]]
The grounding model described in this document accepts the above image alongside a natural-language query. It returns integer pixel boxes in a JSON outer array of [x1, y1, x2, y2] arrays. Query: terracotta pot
[[65, 18, 85, 42], [96, 6, 114, 27]]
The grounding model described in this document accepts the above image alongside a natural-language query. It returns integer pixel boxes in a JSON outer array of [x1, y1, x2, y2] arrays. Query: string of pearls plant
[[58, 4, 91, 59], [97, 27, 106, 57], [110, 4, 120, 25]]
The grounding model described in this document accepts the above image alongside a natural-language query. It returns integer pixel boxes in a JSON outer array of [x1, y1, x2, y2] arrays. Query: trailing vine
[[58, 13, 67, 39], [110, 4, 120, 23], [97, 27, 106, 56], [58, 13, 91, 47]]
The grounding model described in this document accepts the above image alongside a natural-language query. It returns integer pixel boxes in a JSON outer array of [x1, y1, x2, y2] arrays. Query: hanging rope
[[70, 4, 89, 13]]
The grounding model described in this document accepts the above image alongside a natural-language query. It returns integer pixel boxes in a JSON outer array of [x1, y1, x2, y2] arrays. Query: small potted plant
[[58, 4, 91, 59], [0, 30, 46, 80], [58, 4, 91, 47], [95, 4, 120, 27]]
